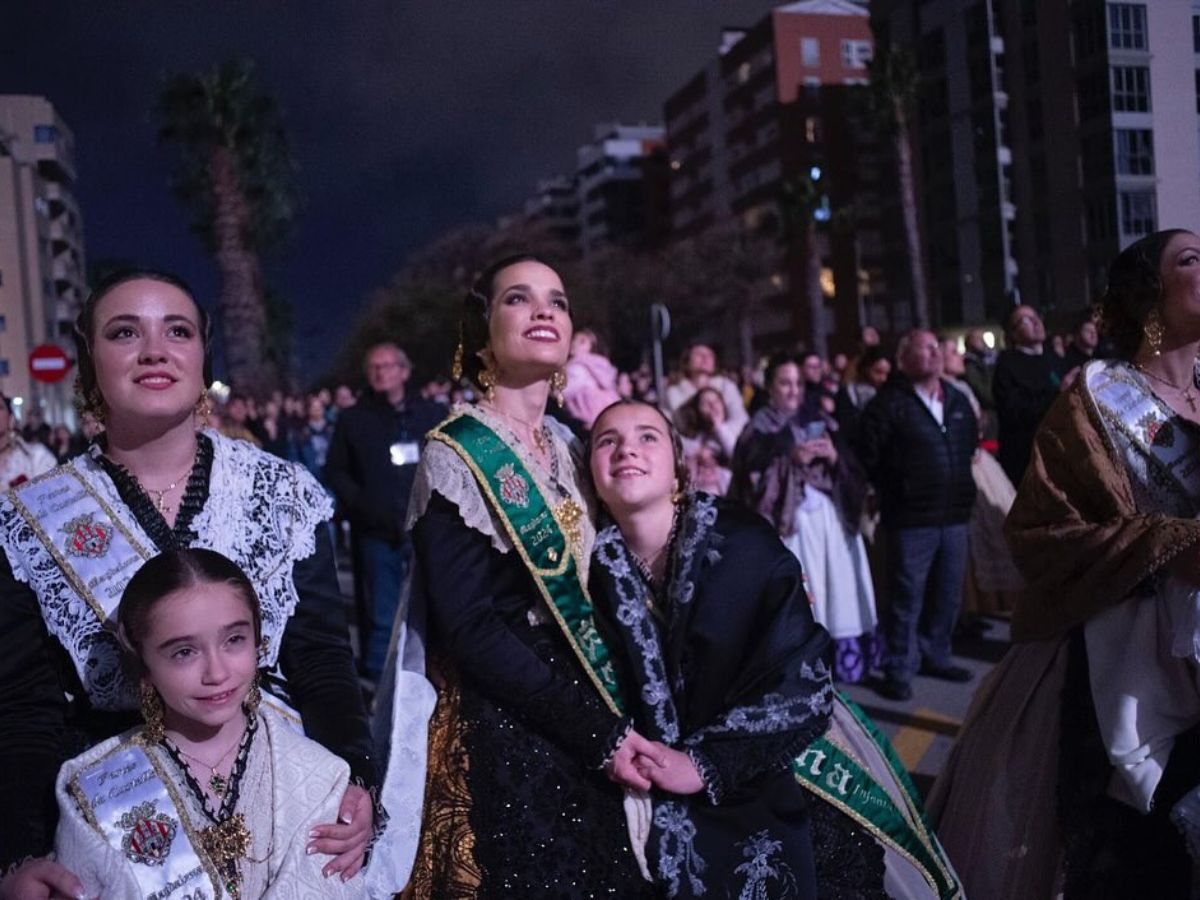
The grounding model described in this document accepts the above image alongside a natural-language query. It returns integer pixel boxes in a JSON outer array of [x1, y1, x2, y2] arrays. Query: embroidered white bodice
[[0, 431, 333, 711]]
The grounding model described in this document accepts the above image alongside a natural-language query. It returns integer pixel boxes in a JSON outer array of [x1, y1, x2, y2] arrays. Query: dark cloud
[[3, 1, 773, 378]]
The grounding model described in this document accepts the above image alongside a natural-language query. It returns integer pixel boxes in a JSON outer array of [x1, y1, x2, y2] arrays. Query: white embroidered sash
[[0, 432, 334, 712], [69, 740, 221, 899], [8, 466, 153, 706], [1087, 362, 1200, 507], [1084, 361, 1200, 812]]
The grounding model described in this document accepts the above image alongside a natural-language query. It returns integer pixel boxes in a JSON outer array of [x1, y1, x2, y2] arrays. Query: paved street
[[841, 616, 1010, 798]]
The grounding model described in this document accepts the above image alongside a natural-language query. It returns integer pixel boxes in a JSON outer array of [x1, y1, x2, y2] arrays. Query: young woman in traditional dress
[[587, 399, 962, 900], [55, 548, 364, 898], [731, 353, 878, 684], [0, 271, 376, 899], [928, 229, 1200, 899], [370, 255, 660, 897]]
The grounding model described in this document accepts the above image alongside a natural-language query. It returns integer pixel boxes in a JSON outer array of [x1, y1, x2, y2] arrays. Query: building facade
[[663, 0, 889, 359], [0, 95, 86, 425], [873, 0, 1200, 327], [575, 123, 669, 257]]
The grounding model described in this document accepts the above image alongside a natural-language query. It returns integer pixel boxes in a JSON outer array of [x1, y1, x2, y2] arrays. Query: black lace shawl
[[591, 493, 854, 899]]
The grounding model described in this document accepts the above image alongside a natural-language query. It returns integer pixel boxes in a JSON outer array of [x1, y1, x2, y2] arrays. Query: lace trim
[[92, 433, 214, 551], [597, 718, 634, 770], [683, 670, 834, 741], [685, 746, 725, 806], [594, 525, 682, 746], [406, 405, 597, 573], [408, 440, 511, 554], [0, 432, 333, 711], [189, 431, 334, 670]]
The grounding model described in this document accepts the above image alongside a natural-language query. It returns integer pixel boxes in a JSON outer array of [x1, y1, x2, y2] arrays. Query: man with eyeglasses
[[992, 305, 1068, 486], [325, 342, 443, 681]]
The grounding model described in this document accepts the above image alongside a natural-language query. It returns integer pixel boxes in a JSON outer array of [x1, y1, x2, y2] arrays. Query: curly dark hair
[[457, 253, 569, 386], [1099, 229, 1192, 360], [74, 268, 212, 408]]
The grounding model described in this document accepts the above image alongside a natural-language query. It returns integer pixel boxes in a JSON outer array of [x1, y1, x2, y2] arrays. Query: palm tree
[[868, 46, 930, 328], [156, 59, 299, 396]]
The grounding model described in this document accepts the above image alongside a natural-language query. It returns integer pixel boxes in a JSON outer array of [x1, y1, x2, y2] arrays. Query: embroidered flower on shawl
[[733, 830, 798, 900], [654, 801, 707, 898]]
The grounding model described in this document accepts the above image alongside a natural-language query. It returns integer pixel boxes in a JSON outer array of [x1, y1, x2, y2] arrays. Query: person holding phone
[[731, 353, 879, 683]]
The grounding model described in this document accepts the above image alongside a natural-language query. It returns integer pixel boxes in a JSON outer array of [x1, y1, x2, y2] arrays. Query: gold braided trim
[[408, 672, 481, 900]]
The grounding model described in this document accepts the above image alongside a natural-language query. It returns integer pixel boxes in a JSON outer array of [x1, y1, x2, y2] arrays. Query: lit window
[[738, 62, 751, 84], [1108, 4, 1147, 51], [1120, 190, 1156, 236], [801, 37, 820, 68], [1110, 66, 1150, 112], [840, 40, 873, 70]]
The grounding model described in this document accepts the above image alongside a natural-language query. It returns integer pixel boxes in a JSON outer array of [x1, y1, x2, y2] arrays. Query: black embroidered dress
[[401, 409, 655, 898], [589, 494, 841, 899]]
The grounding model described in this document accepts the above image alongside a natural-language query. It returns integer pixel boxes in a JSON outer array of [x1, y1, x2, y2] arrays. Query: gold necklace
[[170, 727, 245, 798], [481, 402, 549, 453], [1135, 363, 1198, 412]]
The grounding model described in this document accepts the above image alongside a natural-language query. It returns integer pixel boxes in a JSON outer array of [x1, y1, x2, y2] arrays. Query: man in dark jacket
[[993, 305, 1066, 486], [325, 343, 444, 680], [858, 329, 978, 701]]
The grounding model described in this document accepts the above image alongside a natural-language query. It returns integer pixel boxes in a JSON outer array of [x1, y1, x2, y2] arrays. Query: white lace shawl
[[405, 404, 597, 578], [0, 431, 333, 711]]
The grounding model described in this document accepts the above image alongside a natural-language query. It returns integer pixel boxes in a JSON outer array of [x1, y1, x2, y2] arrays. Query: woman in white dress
[[731, 353, 878, 683]]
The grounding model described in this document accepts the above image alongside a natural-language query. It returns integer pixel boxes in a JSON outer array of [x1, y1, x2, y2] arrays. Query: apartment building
[[873, 0, 1200, 326], [663, 0, 890, 355], [0, 95, 86, 424]]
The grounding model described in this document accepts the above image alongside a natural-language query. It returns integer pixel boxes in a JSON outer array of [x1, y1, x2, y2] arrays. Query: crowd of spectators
[[2, 308, 1095, 696]]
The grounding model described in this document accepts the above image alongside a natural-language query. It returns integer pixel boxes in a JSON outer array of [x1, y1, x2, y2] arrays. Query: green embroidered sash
[[431, 412, 624, 714], [793, 694, 962, 899]]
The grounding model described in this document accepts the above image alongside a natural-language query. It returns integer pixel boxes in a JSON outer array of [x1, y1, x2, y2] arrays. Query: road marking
[[890, 707, 961, 771]]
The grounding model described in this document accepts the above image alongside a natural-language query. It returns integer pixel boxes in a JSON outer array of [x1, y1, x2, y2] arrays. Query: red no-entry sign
[[28, 344, 72, 384]]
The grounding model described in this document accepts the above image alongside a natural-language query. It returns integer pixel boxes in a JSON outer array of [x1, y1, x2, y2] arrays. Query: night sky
[[3, 2, 776, 380]]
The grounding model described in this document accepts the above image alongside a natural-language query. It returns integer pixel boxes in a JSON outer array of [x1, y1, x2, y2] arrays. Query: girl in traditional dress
[[55, 548, 363, 898], [928, 229, 1200, 899], [587, 400, 962, 899], [731, 353, 878, 684], [370, 255, 659, 897], [0, 270, 376, 899]]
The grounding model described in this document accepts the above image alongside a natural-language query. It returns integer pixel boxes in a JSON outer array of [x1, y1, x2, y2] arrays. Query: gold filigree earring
[[196, 390, 212, 425], [1144, 308, 1165, 357], [243, 673, 262, 717], [451, 322, 465, 382], [75, 376, 106, 423], [550, 369, 567, 407], [478, 365, 497, 402], [140, 681, 165, 742]]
